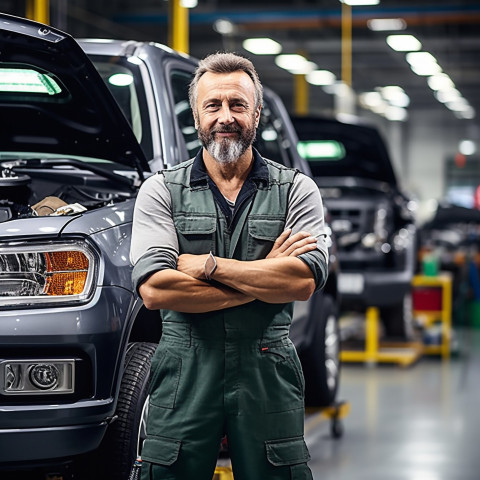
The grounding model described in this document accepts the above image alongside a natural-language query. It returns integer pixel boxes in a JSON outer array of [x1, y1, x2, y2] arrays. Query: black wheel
[[379, 292, 414, 340], [299, 294, 341, 407], [99, 342, 157, 480], [331, 417, 344, 439]]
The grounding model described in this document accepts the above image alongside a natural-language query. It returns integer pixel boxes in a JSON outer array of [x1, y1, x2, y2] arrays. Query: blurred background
[[2, 3, 480, 479], [1, 0, 479, 221]]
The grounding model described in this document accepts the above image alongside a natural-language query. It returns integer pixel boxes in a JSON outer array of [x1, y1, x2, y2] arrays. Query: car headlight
[[0, 241, 96, 307]]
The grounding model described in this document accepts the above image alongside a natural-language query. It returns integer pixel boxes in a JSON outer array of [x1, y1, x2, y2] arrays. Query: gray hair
[[189, 52, 263, 120]]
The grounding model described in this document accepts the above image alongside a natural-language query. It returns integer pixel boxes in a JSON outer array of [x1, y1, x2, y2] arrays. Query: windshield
[[88, 55, 154, 161], [254, 96, 295, 168], [292, 118, 396, 185]]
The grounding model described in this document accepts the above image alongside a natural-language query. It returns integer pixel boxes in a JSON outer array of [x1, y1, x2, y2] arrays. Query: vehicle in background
[[0, 13, 339, 479], [291, 115, 417, 340]]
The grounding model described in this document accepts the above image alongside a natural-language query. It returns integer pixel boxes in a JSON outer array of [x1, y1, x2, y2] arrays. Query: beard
[[198, 121, 256, 165]]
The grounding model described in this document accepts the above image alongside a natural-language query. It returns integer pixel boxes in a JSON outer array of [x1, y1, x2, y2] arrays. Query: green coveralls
[[140, 158, 314, 480]]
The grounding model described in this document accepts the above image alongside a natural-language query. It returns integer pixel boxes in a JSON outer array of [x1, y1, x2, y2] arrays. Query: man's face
[[195, 71, 261, 164]]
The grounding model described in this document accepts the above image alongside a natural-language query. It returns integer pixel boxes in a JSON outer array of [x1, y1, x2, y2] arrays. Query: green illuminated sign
[[297, 140, 346, 161], [0, 68, 62, 95]]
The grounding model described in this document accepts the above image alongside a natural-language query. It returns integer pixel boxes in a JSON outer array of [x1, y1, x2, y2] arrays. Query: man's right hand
[[266, 228, 318, 259]]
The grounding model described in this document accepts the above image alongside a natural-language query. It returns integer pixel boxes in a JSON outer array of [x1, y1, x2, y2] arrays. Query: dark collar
[[189, 147, 269, 188]]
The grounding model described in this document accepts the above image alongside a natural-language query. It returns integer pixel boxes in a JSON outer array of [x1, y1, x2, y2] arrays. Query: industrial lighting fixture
[[406, 51, 442, 76], [340, 0, 380, 5], [406, 51, 438, 66], [434, 88, 461, 103], [367, 18, 406, 31], [275, 54, 317, 74], [459, 140, 476, 156], [108, 73, 134, 87], [359, 91, 384, 109], [242, 38, 282, 55], [410, 62, 442, 76], [427, 73, 455, 91], [384, 106, 408, 122], [213, 19, 235, 35], [386, 34, 422, 52], [306, 70, 336, 86], [180, 0, 198, 7], [379, 86, 410, 108]]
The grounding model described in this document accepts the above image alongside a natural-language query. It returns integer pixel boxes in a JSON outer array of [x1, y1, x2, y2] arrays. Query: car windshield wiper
[[7, 158, 138, 191]]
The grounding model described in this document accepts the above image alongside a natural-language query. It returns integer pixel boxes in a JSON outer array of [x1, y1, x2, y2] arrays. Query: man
[[130, 52, 329, 480]]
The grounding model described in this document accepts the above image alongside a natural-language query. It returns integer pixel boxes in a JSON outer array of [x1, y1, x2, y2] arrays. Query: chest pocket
[[174, 214, 216, 254], [247, 217, 285, 259]]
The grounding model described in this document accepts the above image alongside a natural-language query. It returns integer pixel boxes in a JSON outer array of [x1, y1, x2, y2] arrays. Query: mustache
[[212, 126, 241, 135]]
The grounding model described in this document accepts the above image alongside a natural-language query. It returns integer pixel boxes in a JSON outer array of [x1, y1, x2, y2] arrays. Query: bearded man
[[130, 52, 329, 480]]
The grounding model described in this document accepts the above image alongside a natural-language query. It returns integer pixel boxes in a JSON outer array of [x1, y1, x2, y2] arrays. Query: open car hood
[[0, 13, 149, 172], [291, 115, 398, 187]]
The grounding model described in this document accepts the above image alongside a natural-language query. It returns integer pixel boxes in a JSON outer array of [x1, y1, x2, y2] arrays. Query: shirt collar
[[190, 147, 269, 187]]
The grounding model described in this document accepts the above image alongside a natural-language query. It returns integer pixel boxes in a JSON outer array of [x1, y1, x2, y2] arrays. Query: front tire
[[379, 292, 414, 340], [299, 294, 341, 407], [100, 342, 157, 479]]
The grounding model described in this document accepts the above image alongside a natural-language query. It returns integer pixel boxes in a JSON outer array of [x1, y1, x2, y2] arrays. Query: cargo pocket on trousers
[[149, 353, 182, 409], [265, 437, 313, 480], [142, 435, 181, 467]]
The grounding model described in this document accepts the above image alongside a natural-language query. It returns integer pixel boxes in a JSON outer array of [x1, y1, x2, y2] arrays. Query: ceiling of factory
[[2, 0, 479, 132]]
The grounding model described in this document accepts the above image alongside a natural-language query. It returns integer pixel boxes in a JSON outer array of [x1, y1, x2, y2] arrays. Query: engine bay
[[0, 162, 137, 222]]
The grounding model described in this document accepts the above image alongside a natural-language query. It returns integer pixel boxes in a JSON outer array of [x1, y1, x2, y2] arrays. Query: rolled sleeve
[[286, 173, 330, 291], [130, 173, 179, 291], [299, 250, 328, 292], [132, 249, 177, 295]]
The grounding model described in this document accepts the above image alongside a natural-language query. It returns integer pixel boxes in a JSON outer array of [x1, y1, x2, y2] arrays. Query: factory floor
[[305, 326, 480, 480]]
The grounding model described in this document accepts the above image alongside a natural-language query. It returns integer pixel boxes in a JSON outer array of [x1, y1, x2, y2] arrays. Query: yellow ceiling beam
[[341, 2, 352, 87], [294, 74, 309, 116], [169, 0, 189, 54], [26, 0, 50, 24]]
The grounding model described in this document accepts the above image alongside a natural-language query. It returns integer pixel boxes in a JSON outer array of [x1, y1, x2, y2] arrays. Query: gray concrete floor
[[305, 327, 480, 480]]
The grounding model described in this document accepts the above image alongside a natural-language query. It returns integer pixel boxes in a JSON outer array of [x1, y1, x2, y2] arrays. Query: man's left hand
[[177, 253, 210, 280]]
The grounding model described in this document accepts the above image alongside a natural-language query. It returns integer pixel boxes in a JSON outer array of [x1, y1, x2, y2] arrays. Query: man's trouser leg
[[140, 340, 225, 480], [225, 338, 313, 480]]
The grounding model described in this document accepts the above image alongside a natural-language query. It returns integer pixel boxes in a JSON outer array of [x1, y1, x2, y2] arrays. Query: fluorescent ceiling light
[[459, 140, 476, 156], [108, 73, 134, 87], [213, 19, 235, 35], [410, 63, 442, 76], [340, 0, 380, 5], [359, 91, 384, 108], [367, 18, 406, 31], [322, 82, 352, 95], [446, 98, 470, 112], [386, 34, 422, 52], [406, 51, 438, 66], [434, 88, 461, 103], [380, 86, 410, 107], [306, 70, 336, 86], [384, 106, 408, 121], [275, 54, 317, 74], [406, 51, 441, 75], [427, 73, 455, 91], [180, 0, 197, 7], [243, 38, 282, 55], [455, 107, 475, 119]]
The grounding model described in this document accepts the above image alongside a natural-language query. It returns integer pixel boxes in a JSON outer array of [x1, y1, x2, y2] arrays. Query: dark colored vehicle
[[291, 115, 417, 339], [0, 14, 339, 479]]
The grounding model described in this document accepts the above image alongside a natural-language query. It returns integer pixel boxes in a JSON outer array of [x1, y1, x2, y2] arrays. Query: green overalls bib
[[141, 158, 313, 480]]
